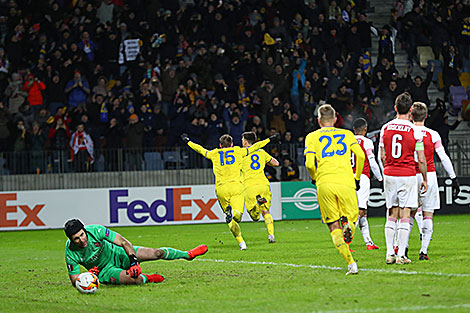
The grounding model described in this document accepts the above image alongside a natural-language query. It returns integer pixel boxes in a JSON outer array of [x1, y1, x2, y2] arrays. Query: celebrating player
[[379, 92, 427, 265], [64, 219, 208, 285], [411, 102, 460, 260], [305, 104, 365, 275], [352, 118, 383, 250], [241, 131, 280, 243], [182, 133, 275, 250]]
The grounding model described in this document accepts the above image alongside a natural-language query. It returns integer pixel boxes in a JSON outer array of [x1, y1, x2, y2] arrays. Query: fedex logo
[[110, 188, 219, 224], [0, 193, 45, 228]]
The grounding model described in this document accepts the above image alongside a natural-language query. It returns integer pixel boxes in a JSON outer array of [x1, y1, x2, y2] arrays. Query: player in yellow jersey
[[304, 104, 365, 275], [181, 133, 277, 250], [241, 132, 280, 243]]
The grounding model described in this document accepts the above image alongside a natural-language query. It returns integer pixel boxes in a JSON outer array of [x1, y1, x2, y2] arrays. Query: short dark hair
[[242, 131, 257, 145], [395, 92, 413, 114], [411, 102, 428, 122], [353, 118, 368, 132], [219, 134, 233, 148]]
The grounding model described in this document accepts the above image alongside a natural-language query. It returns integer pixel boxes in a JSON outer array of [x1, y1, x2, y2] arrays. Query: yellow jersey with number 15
[[304, 127, 362, 189]]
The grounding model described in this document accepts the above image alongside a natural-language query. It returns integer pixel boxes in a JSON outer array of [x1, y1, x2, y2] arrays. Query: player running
[[241, 131, 280, 243], [305, 104, 365, 275], [352, 118, 383, 250], [182, 133, 275, 250], [64, 219, 208, 285], [411, 102, 460, 260], [379, 92, 427, 265]]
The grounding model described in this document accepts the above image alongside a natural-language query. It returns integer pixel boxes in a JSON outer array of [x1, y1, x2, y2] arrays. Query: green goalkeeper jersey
[[64, 224, 118, 275]]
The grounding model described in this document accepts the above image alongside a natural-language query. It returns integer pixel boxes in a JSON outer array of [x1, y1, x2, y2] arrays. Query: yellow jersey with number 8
[[241, 149, 272, 187], [304, 127, 358, 188]]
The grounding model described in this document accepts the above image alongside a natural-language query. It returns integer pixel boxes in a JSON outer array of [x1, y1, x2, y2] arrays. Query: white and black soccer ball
[[75, 272, 100, 294]]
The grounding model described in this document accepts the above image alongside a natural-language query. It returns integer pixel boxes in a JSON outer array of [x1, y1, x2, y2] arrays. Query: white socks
[[421, 216, 433, 254], [385, 218, 397, 255], [397, 218, 411, 257], [359, 216, 372, 245]]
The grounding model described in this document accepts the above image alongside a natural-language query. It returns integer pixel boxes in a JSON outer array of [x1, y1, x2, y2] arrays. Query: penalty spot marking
[[198, 258, 470, 277]]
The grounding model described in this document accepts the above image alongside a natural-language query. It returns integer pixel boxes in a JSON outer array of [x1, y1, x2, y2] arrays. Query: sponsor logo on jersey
[[0, 193, 45, 228], [109, 188, 219, 224]]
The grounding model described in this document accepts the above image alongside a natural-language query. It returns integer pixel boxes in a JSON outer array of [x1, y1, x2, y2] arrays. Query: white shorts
[[417, 172, 440, 212], [384, 175, 418, 209], [356, 174, 370, 209]]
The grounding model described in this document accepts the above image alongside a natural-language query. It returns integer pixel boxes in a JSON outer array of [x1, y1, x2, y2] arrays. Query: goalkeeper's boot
[[386, 254, 396, 264], [366, 243, 379, 250], [145, 273, 165, 283], [346, 262, 358, 275], [239, 241, 247, 250], [256, 195, 267, 205], [419, 252, 430, 260], [225, 206, 233, 223], [396, 256, 411, 264], [187, 245, 208, 260], [340, 216, 353, 244], [268, 234, 276, 243]]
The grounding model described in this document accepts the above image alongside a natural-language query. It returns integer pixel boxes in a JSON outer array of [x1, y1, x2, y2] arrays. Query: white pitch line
[[312, 303, 470, 313], [198, 258, 470, 277]]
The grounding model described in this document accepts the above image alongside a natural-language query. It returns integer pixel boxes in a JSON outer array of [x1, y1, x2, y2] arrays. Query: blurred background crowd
[[0, 0, 467, 179]]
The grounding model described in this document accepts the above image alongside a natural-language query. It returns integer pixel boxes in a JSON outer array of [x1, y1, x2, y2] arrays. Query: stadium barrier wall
[[0, 183, 281, 231], [1, 178, 468, 231]]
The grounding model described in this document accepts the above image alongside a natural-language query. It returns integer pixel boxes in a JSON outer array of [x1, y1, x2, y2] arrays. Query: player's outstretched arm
[[113, 233, 141, 278], [246, 138, 271, 155], [368, 153, 383, 181], [187, 141, 210, 158], [267, 156, 280, 167], [435, 146, 460, 196], [351, 143, 365, 181]]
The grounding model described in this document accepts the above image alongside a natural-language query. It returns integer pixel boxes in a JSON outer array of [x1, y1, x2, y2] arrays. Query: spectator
[[280, 157, 300, 181], [30, 122, 46, 173], [442, 44, 462, 99], [124, 114, 144, 171], [4, 73, 26, 116], [407, 63, 434, 105], [9, 119, 29, 174], [46, 72, 66, 115], [103, 117, 123, 171], [23, 74, 46, 112], [48, 117, 71, 173], [65, 71, 90, 109], [70, 123, 94, 172], [0, 101, 11, 152]]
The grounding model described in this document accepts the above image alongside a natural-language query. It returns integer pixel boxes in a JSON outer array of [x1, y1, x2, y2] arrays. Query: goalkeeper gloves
[[126, 254, 141, 278], [88, 266, 100, 276], [451, 177, 460, 198], [180, 133, 190, 144], [355, 179, 360, 191]]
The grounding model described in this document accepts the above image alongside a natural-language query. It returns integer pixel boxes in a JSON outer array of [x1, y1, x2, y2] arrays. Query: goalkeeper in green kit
[[64, 219, 208, 285]]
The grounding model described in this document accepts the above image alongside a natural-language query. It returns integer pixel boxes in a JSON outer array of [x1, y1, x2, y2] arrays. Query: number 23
[[319, 134, 347, 158]]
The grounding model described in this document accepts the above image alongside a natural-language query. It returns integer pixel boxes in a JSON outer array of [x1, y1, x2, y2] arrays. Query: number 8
[[391, 134, 402, 159]]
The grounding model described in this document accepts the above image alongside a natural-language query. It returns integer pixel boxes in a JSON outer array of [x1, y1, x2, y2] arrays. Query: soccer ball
[[75, 272, 100, 294]]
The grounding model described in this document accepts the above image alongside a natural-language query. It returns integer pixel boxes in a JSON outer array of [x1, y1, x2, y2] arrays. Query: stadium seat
[[449, 86, 467, 116], [417, 46, 434, 69], [427, 60, 442, 84], [144, 152, 164, 170], [460, 72, 470, 90], [163, 151, 182, 169]]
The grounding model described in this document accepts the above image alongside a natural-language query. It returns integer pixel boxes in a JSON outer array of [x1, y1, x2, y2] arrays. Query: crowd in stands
[[0, 0, 466, 177]]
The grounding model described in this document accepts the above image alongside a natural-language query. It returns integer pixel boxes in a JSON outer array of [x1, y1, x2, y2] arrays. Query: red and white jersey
[[414, 125, 442, 173], [379, 119, 423, 177], [352, 135, 373, 178]]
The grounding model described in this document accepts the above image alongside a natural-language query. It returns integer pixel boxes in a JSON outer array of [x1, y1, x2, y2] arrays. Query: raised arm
[[182, 134, 210, 158], [246, 138, 271, 155]]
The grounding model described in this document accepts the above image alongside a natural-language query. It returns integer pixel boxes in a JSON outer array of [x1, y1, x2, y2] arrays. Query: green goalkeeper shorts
[[98, 246, 139, 284]]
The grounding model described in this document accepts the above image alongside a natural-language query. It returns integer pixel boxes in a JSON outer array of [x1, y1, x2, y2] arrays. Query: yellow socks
[[331, 228, 355, 265], [264, 213, 274, 236], [228, 220, 244, 243]]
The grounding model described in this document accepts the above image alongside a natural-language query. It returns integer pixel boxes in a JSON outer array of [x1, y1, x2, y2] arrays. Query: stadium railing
[[0, 140, 468, 191]]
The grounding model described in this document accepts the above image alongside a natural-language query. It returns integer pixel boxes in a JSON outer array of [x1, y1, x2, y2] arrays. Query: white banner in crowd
[[0, 183, 282, 231], [118, 39, 141, 64]]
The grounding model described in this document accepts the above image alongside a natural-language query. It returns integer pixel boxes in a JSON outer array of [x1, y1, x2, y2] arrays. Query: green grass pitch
[[1, 215, 470, 313]]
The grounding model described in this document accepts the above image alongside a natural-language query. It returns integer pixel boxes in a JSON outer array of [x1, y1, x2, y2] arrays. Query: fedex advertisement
[[0, 184, 282, 231]]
